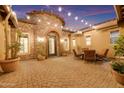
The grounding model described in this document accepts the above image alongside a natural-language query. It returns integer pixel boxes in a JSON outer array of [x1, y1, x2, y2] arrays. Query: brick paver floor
[[0, 56, 124, 88]]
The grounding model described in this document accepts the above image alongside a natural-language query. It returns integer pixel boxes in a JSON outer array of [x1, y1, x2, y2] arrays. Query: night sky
[[12, 5, 116, 31]]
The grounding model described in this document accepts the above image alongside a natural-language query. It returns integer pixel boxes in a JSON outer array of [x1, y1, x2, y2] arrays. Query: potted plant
[[0, 10, 21, 72], [111, 35, 124, 85], [36, 42, 46, 61]]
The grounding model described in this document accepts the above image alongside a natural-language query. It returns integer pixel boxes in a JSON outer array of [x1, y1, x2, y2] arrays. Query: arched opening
[[47, 31, 60, 57]]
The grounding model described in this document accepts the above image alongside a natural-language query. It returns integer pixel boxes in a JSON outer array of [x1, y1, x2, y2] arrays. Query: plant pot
[[112, 69, 124, 85], [0, 57, 20, 73], [37, 55, 46, 61]]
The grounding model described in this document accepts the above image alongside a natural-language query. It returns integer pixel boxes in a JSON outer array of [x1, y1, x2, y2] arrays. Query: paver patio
[[0, 56, 124, 88]]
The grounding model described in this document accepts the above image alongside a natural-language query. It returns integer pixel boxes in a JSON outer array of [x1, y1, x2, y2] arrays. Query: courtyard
[[0, 56, 123, 88], [0, 5, 124, 88]]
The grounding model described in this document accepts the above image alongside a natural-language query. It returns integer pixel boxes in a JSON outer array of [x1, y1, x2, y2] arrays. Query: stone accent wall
[[30, 13, 64, 57], [17, 12, 73, 59], [18, 21, 35, 60]]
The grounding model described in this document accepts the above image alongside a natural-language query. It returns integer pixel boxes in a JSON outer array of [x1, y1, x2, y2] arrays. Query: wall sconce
[[60, 39, 64, 43], [37, 37, 45, 42]]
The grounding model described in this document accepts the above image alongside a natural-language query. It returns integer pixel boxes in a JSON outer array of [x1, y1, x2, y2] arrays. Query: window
[[72, 39, 76, 47], [110, 31, 119, 44], [85, 36, 91, 46], [19, 34, 29, 54]]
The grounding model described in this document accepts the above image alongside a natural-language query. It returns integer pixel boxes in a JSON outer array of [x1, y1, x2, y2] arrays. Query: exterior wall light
[[27, 16, 30, 20], [47, 22, 50, 25], [37, 37, 45, 42], [92, 26, 96, 29], [61, 26, 63, 29], [54, 24, 58, 27], [38, 19, 41, 22], [60, 39, 64, 43]]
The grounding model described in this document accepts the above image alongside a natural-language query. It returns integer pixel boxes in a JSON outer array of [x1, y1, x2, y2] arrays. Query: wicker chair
[[73, 49, 84, 59], [96, 49, 109, 61], [82, 48, 89, 52], [84, 50, 96, 61]]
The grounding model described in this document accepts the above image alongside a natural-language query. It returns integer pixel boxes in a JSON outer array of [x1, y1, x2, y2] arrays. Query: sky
[[12, 5, 116, 31]]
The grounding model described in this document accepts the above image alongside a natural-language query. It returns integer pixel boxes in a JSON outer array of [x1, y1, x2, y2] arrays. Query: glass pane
[[20, 37, 28, 53], [49, 37, 55, 54], [72, 39, 76, 47], [110, 31, 119, 44], [86, 36, 91, 45]]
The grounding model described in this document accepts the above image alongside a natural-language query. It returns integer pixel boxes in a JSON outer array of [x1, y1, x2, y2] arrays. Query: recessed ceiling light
[[85, 22, 88, 25], [75, 16, 78, 20], [58, 6, 62, 12], [81, 20, 84, 23], [67, 12, 71, 16]]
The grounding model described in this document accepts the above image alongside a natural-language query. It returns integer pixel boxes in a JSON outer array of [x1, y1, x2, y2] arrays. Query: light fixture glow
[[47, 22, 50, 25], [12, 11, 16, 16], [66, 27, 69, 30], [38, 19, 41, 22], [81, 20, 84, 23], [61, 26, 63, 29], [27, 16, 30, 20], [60, 39, 64, 43], [77, 31, 82, 34], [92, 26, 96, 29], [58, 6, 62, 12], [54, 24, 58, 27], [37, 37, 45, 42], [75, 16, 78, 20], [89, 24, 92, 27], [67, 12, 71, 16], [85, 22, 88, 25]]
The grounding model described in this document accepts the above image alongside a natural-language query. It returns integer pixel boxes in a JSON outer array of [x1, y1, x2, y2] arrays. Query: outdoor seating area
[[0, 5, 124, 88], [73, 48, 109, 62]]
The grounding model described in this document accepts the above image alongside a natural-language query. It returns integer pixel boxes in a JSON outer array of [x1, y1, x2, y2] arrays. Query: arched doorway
[[47, 31, 60, 57]]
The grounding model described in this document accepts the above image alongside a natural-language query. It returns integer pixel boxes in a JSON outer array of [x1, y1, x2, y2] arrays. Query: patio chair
[[96, 49, 109, 61], [84, 50, 96, 61], [82, 48, 89, 52], [73, 49, 84, 59]]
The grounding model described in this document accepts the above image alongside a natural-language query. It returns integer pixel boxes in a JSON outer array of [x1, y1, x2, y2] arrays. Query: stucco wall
[[74, 27, 119, 57]]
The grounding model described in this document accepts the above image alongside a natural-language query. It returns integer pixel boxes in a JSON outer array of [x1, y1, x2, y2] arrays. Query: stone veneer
[[17, 11, 72, 59], [17, 20, 35, 60]]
